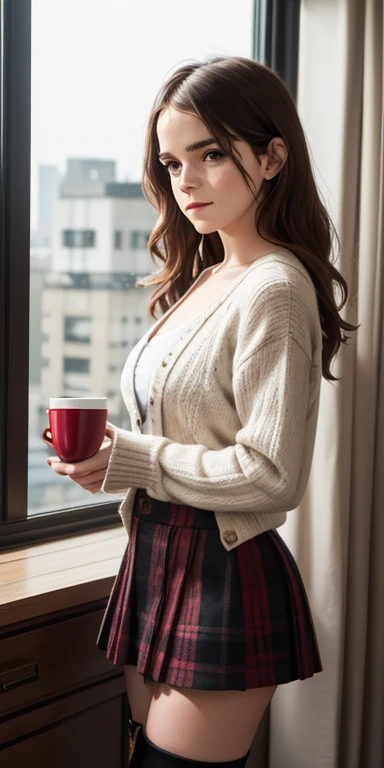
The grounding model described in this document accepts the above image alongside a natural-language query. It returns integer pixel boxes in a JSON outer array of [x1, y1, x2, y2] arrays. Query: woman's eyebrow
[[158, 138, 217, 161]]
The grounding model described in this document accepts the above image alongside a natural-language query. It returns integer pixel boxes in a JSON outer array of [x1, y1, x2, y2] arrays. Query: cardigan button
[[149, 396, 154, 406], [223, 530, 238, 544], [137, 494, 152, 515], [161, 360, 168, 367]]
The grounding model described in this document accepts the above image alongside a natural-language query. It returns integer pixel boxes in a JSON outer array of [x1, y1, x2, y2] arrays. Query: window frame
[[253, 0, 301, 102], [0, 0, 300, 551]]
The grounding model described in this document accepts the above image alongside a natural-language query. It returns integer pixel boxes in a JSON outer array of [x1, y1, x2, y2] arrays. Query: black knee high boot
[[128, 716, 143, 765], [130, 726, 251, 767]]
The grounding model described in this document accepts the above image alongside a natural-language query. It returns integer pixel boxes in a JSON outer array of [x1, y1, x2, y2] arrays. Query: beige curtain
[[267, 1, 384, 767]]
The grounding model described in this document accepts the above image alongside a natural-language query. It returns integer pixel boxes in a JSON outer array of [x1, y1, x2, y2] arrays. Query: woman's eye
[[163, 161, 179, 173], [162, 150, 224, 175], [204, 150, 224, 163]]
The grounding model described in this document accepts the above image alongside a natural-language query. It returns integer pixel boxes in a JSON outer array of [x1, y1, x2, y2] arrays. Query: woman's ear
[[264, 138, 288, 180]]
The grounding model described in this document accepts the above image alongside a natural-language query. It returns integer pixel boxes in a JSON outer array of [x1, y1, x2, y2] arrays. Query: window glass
[[114, 231, 123, 249], [29, 0, 253, 516], [64, 317, 91, 343]]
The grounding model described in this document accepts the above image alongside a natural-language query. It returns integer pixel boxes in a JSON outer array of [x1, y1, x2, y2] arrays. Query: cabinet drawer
[[0, 608, 120, 716]]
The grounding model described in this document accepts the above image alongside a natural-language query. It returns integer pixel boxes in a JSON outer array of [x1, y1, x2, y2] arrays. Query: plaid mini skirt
[[96, 488, 323, 691]]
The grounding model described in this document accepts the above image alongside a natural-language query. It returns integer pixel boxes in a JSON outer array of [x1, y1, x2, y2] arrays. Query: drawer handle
[[0, 662, 39, 692]]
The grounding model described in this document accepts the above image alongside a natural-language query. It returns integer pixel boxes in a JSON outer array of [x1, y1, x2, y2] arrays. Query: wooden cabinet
[[0, 600, 128, 767]]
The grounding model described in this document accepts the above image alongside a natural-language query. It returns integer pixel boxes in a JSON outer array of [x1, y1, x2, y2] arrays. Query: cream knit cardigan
[[102, 248, 323, 551]]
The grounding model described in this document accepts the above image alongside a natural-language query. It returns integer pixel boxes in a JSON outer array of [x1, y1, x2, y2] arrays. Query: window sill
[[0, 526, 127, 628]]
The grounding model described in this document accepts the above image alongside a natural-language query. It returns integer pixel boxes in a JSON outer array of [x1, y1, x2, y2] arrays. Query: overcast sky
[[31, 0, 254, 229]]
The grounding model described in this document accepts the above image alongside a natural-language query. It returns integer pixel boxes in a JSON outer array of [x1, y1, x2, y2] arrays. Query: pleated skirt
[[96, 488, 323, 691]]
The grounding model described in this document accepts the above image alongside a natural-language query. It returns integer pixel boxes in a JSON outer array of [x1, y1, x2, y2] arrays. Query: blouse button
[[223, 530, 238, 545], [161, 360, 167, 367], [136, 418, 141, 427], [149, 396, 154, 406]]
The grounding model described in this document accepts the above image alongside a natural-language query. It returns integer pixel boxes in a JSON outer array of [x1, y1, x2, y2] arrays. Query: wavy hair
[[137, 55, 359, 382]]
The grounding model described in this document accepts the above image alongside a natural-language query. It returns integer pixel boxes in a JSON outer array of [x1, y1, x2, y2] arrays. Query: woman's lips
[[186, 203, 213, 211]]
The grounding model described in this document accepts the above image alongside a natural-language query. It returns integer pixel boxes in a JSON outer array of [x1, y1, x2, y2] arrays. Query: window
[[63, 357, 90, 374], [63, 229, 75, 247], [114, 230, 123, 249], [64, 317, 91, 343], [130, 230, 150, 249], [83, 230, 95, 247], [62, 229, 96, 248], [63, 357, 91, 396], [1, 0, 293, 546], [130, 230, 140, 249]]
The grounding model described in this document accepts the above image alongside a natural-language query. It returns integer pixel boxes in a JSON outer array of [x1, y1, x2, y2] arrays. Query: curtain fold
[[268, 1, 383, 766]]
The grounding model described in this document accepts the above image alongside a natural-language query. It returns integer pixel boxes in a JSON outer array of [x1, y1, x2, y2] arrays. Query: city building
[[37, 165, 62, 247], [30, 159, 159, 513]]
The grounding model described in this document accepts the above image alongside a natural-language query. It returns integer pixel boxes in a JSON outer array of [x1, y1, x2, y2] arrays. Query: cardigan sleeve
[[100, 332, 314, 515]]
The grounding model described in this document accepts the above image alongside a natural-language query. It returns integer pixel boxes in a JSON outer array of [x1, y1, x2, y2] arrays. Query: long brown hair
[[137, 55, 359, 382]]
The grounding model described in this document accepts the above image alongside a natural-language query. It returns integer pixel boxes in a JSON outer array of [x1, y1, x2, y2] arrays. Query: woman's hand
[[44, 426, 115, 494]]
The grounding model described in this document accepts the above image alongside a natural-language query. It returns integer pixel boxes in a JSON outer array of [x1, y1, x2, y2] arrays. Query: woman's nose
[[179, 165, 200, 191]]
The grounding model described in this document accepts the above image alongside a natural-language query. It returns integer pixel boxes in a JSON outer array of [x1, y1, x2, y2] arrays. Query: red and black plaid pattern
[[97, 489, 323, 690]]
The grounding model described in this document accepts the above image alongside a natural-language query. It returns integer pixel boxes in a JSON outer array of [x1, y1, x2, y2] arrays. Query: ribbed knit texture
[[102, 249, 323, 551]]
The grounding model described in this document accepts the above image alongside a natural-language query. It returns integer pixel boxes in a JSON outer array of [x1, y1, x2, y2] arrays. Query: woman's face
[[156, 106, 280, 236]]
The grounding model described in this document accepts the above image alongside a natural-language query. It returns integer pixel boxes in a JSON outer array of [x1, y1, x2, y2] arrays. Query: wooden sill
[[0, 527, 127, 628]]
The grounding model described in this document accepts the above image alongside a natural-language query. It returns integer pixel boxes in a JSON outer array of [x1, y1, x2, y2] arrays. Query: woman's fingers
[[68, 469, 107, 487], [47, 462, 107, 493], [65, 446, 110, 475], [47, 459, 70, 475], [82, 480, 105, 494], [46, 441, 113, 495], [47, 442, 112, 476], [67, 466, 106, 478]]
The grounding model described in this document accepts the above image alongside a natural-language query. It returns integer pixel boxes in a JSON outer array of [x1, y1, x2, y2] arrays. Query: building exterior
[[41, 272, 153, 427], [38, 165, 61, 247], [52, 182, 156, 275], [30, 159, 160, 514], [30, 246, 52, 387]]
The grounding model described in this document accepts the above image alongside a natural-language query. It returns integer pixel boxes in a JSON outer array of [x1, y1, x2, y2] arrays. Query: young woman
[[47, 56, 358, 766]]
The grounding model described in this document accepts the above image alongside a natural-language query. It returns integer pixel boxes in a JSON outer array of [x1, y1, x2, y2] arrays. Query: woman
[[47, 56, 358, 766]]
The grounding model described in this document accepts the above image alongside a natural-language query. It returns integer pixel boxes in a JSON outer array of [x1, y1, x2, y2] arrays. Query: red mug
[[42, 397, 108, 462]]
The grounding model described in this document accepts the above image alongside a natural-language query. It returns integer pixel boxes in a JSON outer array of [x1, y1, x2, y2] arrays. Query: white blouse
[[121, 323, 188, 435]]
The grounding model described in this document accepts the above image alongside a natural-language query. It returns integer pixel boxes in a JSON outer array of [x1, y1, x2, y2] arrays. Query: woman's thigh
[[144, 681, 278, 762], [124, 664, 155, 724]]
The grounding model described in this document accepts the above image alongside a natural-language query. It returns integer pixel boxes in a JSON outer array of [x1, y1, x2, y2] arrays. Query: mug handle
[[42, 427, 54, 446]]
